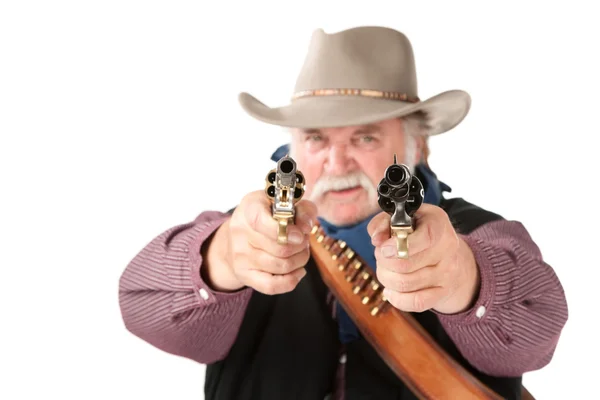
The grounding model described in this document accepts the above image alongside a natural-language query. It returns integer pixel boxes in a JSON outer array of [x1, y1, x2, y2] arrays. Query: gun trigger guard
[[391, 225, 413, 259], [277, 217, 289, 245], [274, 212, 293, 245]]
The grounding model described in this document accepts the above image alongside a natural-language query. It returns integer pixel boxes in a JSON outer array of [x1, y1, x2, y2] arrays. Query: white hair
[[401, 112, 429, 171]]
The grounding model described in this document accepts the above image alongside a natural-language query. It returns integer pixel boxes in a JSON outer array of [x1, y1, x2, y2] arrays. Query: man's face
[[290, 118, 416, 226]]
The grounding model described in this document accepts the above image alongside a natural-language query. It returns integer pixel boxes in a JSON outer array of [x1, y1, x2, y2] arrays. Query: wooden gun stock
[[309, 223, 534, 400]]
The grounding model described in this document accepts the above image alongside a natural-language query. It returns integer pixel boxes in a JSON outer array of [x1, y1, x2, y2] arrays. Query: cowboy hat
[[238, 26, 471, 136]]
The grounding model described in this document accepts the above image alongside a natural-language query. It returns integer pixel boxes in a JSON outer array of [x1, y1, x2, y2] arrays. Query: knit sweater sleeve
[[118, 211, 252, 364], [435, 219, 568, 377]]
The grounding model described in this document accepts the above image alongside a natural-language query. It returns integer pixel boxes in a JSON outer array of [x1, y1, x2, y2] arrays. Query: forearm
[[435, 219, 568, 377], [118, 210, 252, 364]]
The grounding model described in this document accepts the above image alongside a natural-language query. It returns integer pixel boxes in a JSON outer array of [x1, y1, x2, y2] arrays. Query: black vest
[[204, 197, 523, 399]]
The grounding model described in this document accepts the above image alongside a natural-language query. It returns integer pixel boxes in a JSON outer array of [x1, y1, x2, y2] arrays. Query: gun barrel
[[384, 164, 410, 187], [277, 157, 297, 187]]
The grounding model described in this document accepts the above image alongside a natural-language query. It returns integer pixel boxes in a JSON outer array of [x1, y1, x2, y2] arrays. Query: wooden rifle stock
[[309, 223, 535, 400]]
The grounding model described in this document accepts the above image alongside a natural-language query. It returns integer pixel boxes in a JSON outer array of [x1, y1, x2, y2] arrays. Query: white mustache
[[309, 171, 377, 201]]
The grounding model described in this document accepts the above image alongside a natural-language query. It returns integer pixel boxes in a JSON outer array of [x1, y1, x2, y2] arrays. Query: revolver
[[265, 154, 306, 244], [377, 154, 424, 258]]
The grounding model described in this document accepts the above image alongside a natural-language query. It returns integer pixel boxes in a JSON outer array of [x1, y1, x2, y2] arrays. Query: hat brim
[[238, 89, 471, 136]]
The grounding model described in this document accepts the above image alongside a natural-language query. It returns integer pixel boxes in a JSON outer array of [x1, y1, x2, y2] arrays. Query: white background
[[1, 1, 598, 399]]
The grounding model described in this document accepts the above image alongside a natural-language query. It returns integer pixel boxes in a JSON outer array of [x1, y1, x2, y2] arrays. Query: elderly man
[[119, 26, 567, 399]]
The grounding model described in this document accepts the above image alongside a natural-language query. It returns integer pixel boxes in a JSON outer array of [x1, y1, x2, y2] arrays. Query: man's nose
[[325, 145, 353, 175]]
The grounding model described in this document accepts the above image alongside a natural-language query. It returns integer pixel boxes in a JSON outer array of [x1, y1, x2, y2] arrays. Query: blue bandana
[[270, 144, 451, 343]]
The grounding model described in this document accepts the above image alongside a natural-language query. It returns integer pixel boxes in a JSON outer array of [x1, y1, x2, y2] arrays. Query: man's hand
[[204, 190, 316, 294], [367, 204, 480, 314]]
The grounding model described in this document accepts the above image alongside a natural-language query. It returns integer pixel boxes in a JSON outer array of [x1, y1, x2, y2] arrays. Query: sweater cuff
[[434, 234, 497, 325]]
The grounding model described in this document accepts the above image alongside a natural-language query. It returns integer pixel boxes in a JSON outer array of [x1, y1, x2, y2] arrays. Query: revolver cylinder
[[265, 155, 305, 244], [377, 155, 424, 258]]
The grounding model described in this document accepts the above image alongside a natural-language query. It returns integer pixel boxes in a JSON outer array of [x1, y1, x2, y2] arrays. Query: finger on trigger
[[285, 224, 306, 245], [295, 200, 318, 232], [245, 195, 280, 241], [371, 228, 390, 247], [375, 233, 425, 260], [368, 212, 390, 242], [406, 214, 441, 256]]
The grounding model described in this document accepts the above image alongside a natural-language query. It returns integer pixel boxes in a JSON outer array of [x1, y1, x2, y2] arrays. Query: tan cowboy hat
[[238, 26, 471, 136]]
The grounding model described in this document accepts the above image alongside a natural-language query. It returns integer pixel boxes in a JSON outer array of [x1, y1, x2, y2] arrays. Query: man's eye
[[361, 135, 375, 142], [308, 135, 323, 141]]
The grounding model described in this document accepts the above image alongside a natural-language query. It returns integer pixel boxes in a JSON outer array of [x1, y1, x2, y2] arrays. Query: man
[[119, 26, 568, 399]]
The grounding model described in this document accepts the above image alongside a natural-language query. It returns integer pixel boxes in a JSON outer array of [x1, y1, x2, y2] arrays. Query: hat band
[[291, 88, 420, 102]]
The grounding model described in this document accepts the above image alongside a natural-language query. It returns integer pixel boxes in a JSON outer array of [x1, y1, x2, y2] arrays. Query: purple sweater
[[118, 210, 568, 397]]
